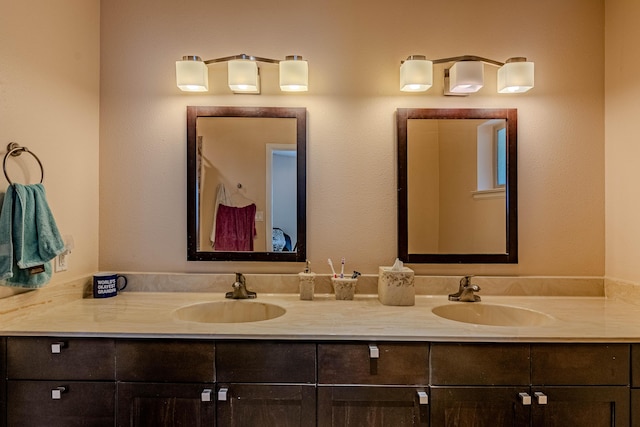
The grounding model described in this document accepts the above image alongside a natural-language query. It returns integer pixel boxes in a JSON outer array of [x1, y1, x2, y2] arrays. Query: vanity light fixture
[[176, 54, 308, 94], [400, 55, 534, 95]]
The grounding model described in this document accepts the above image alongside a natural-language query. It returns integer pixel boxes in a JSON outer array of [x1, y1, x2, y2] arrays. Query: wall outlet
[[55, 253, 68, 272]]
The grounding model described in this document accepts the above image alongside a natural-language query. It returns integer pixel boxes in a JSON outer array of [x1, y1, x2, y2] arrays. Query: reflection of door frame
[[266, 143, 297, 251]]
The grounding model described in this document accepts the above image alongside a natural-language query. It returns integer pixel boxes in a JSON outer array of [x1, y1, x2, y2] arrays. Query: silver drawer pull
[[369, 344, 379, 359], [218, 387, 229, 401], [519, 392, 532, 406], [51, 342, 65, 354], [417, 390, 428, 405], [201, 389, 212, 402], [51, 386, 66, 400], [535, 392, 548, 405]]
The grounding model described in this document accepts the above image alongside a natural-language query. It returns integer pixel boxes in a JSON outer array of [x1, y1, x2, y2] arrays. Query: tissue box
[[378, 266, 415, 306]]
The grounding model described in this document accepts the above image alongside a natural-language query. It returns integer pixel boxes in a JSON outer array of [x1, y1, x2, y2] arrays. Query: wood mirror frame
[[397, 108, 518, 263], [187, 106, 307, 262]]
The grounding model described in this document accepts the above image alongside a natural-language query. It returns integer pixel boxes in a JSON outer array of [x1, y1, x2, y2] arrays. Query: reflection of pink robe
[[213, 204, 256, 251]]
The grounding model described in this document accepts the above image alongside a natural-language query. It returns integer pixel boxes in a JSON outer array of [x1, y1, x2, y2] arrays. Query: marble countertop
[[2, 288, 640, 342]]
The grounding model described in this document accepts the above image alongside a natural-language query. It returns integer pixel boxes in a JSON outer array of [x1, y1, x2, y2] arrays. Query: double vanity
[[0, 274, 639, 426]]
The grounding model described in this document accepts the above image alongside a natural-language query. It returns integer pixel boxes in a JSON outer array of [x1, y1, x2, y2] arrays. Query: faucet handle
[[460, 275, 475, 287]]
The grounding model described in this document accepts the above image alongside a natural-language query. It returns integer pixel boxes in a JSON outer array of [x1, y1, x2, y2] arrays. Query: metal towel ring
[[3, 142, 44, 185]]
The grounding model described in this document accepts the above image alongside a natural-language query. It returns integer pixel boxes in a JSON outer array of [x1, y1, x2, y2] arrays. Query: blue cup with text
[[93, 272, 128, 298]]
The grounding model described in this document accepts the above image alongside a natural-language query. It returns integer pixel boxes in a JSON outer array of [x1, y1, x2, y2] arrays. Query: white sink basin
[[432, 303, 554, 327], [172, 301, 286, 323]]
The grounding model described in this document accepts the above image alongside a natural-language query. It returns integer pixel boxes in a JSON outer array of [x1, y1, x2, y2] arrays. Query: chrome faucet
[[448, 275, 481, 302], [225, 273, 256, 299]]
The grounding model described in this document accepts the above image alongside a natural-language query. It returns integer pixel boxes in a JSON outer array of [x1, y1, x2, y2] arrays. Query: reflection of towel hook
[[237, 183, 242, 189], [3, 142, 44, 185]]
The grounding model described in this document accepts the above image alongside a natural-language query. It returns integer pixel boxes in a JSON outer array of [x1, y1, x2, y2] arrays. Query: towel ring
[[3, 142, 44, 185]]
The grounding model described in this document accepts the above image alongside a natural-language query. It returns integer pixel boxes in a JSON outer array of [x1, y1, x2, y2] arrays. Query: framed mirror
[[397, 108, 518, 263], [187, 106, 306, 261]]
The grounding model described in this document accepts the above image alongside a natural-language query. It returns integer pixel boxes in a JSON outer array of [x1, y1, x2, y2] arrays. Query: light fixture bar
[[177, 53, 308, 93], [203, 53, 281, 65], [432, 55, 505, 67], [399, 54, 534, 95]]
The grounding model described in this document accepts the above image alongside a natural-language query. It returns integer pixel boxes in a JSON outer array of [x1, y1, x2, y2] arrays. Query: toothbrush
[[328, 259, 337, 277], [340, 257, 345, 278]]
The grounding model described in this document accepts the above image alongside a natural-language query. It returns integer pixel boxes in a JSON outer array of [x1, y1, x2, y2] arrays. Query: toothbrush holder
[[298, 272, 316, 300], [331, 276, 358, 300]]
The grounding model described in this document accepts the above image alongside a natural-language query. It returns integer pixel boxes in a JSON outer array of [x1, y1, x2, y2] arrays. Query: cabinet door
[[318, 386, 429, 427], [531, 386, 629, 427], [7, 380, 115, 427], [217, 383, 315, 427], [0, 338, 5, 427], [430, 386, 530, 427], [117, 382, 215, 427]]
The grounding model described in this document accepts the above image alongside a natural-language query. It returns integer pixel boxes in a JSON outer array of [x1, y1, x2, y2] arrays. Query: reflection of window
[[474, 120, 506, 198], [495, 127, 506, 187]]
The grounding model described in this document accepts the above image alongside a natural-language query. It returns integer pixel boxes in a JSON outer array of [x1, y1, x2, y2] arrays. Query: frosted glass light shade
[[280, 56, 308, 92], [228, 60, 259, 92], [449, 61, 484, 93], [176, 57, 209, 92], [498, 60, 534, 93], [400, 56, 433, 92]]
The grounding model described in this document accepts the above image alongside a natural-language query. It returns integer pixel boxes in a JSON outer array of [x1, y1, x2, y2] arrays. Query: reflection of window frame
[[473, 120, 506, 199], [494, 126, 507, 188]]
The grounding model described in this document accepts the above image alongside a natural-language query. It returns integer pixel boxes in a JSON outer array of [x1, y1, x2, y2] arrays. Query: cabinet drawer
[[216, 341, 316, 383], [431, 343, 530, 386], [116, 339, 214, 382], [7, 337, 115, 380], [7, 380, 115, 427], [318, 342, 429, 385], [532, 344, 629, 385]]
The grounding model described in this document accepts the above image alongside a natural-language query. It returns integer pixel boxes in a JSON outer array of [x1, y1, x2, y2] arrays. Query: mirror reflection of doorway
[[267, 144, 297, 252]]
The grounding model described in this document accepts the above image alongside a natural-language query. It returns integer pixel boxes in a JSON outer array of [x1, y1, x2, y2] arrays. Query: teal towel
[[0, 184, 65, 288]]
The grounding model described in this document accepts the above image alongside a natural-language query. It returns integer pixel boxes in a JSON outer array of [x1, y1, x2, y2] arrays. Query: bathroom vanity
[[0, 278, 639, 426], [0, 337, 633, 426]]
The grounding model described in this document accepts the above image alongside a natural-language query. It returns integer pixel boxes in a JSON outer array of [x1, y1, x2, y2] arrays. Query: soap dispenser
[[298, 260, 315, 300]]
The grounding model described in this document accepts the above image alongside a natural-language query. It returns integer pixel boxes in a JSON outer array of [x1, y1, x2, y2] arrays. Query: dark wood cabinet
[[216, 341, 316, 383], [430, 386, 530, 427], [0, 338, 5, 427], [318, 342, 429, 426], [6, 337, 116, 426], [216, 341, 317, 426], [318, 386, 429, 427], [7, 380, 115, 427], [0, 336, 636, 426], [116, 339, 215, 426], [531, 386, 629, 427], [318, 342, 429, 385], [117, 382, 215, 427], [431, 343, 630, 427], [217, 383, 315, 427], [6, 337, 115, 380], [116, 339, 214, 383]]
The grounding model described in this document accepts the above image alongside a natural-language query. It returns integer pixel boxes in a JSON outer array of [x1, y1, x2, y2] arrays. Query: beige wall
[[0, 0, 100, 293], [605, 0, 640, 284], [99, 0, 606, 276]]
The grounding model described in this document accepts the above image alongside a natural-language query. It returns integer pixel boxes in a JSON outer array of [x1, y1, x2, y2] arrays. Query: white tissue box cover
[[378, 266, 415, 306]]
